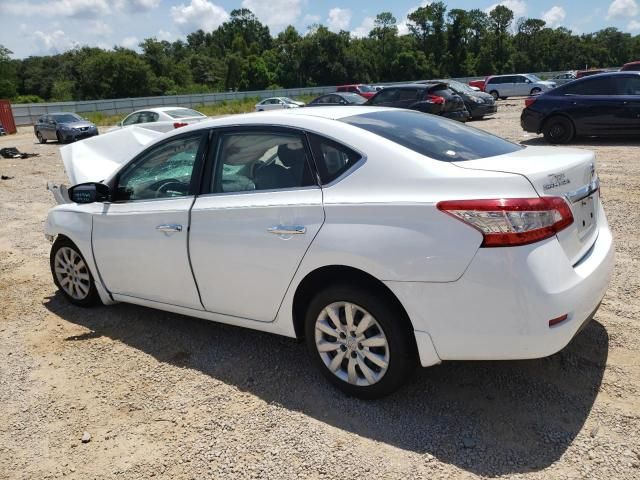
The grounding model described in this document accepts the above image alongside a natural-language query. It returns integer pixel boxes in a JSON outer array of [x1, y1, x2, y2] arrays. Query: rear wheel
[[50, 237, 100, 307], [304, 284, 415, 399], [489, 90, 499, 100], [543, 116, 575, 144], [37, 132, 46, 144]]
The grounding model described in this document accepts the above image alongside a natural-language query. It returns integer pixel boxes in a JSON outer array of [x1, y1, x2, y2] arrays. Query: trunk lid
[[455, 145, 600, 265]]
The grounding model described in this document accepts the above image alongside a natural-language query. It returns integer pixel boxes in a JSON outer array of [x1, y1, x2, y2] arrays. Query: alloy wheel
[[314, 301, 390, 386], [53, 247, 91, 300]]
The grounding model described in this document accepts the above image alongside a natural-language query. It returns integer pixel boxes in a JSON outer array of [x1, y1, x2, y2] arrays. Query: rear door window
[[369, 88, 399, 104], [340, 110, 522, 162], [562, 77, 617, 95], [613, 76, 640, 95]]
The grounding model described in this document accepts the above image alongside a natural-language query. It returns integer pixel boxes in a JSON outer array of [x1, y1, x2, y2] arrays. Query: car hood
[[60, 126, 162, 184], [537, 81, 556, 86], [61, 120, 95, 129]]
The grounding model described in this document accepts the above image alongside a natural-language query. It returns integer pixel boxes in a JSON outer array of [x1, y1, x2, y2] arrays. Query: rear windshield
[[340, 110, 523, 162], [165, 108, 205, 118]]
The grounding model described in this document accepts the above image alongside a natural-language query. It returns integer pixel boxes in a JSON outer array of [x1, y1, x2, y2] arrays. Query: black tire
[[543, 115, 575, 144], [50, 237, 101, 307], [500, 96, 508, 100], [489, 90, 499, 100], [37, 132, 46, 144], [304, 283, 416, 399], [56, 131, 64, 144], [530, 87, 541, 95], [471, 115, 484, 121]]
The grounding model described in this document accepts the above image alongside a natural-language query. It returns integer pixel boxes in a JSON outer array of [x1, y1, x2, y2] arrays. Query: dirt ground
[[0, 101, 638, 480]]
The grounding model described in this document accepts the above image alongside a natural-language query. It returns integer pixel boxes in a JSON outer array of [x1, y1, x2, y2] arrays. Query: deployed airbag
[[60, 126, 162, 184]]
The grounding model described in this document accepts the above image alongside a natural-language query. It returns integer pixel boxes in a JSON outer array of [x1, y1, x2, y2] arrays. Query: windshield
[[165, 108, 206, 118], [340, 110, 522, 162], [526, 74, 542, 82], [443, 80, 475, 93], [358, 85, 375, 92], [51, 113, 82, 123], [282, 98, 298, 104]]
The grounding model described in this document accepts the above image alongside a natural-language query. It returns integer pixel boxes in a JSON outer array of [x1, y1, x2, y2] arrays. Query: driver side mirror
[[68, 182, 111, 203]]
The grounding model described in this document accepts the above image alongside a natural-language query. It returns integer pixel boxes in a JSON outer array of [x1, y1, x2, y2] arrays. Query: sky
[[0, 0, 637, 58]]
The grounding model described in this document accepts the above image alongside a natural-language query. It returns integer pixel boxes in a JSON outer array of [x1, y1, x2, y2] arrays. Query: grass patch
[[84, 94, 320, 126]]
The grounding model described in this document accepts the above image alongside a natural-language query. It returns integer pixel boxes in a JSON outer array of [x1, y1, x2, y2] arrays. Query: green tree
[[0, 45, 17, 98]]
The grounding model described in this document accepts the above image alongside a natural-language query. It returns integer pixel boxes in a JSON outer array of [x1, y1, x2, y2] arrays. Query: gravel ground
[[0, 101, 639, 479]]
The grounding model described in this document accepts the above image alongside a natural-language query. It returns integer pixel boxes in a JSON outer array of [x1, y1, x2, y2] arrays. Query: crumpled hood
[[60, 126, 162, 184]]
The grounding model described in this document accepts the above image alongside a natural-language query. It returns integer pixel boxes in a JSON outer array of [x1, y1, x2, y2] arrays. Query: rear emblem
[[543, 173, 570, 191]]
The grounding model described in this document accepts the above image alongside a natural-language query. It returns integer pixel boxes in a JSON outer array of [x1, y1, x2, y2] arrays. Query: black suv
[[366, 83, 469, 121]]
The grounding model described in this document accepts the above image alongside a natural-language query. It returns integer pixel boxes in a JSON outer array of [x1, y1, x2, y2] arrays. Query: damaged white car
[[45, 107, 614, 398]]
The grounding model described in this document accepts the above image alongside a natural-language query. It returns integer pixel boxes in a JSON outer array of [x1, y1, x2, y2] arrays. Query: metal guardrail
[[10, 71, 571, 126]]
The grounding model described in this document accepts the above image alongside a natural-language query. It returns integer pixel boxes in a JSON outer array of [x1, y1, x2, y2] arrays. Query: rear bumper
[[521, 108, 545, 133], [386, 207, 614, 365]]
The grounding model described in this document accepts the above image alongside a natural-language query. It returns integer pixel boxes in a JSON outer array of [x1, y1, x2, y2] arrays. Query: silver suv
[[485, 74, 556, 99]]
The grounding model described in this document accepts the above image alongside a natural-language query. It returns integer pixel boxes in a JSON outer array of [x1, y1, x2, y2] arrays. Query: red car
[[336, 84, 377, 99], [468, 77, 490, 91], [575, 69, 606, 78], [621, 61, 640, 71]]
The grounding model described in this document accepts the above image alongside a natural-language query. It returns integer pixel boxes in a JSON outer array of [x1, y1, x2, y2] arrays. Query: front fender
[[45, 207, 116, 305]]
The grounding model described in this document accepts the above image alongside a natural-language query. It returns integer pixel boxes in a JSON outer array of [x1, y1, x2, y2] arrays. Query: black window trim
[[198, 125, 322, 196], [108, 129, 210, 203], [304, 130, 366, 187]]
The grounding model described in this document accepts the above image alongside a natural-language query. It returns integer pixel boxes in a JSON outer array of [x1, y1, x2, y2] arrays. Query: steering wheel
[[149, 178, 189, 197]]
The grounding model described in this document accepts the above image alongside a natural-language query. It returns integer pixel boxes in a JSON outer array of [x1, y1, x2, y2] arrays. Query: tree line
[[1, 4, 639, 102]]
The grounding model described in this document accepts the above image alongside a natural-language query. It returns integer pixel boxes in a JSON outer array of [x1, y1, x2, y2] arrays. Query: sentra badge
[[543, 173, 570, 191]]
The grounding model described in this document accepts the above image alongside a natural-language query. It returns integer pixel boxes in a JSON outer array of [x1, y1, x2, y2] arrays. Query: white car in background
[[255, 97, 304, 111], [114, 107, 208, 132], [45, 107, 613, 398], [485, 74, 557, 99]]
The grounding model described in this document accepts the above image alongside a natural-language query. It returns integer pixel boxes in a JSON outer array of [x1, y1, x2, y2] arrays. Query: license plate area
[[574, 194, 597, 239]]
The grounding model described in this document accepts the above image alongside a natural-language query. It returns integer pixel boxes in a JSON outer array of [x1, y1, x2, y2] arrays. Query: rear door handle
[[267, 225, 306, 235], [156, 224, 182, 233]]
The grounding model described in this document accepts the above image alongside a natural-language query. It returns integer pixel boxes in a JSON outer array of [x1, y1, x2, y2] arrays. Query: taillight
[[173, 122, 188, 129], [525, 97, 537, 108], [437, 197, 573, 247], [426, 94, 445, 104]]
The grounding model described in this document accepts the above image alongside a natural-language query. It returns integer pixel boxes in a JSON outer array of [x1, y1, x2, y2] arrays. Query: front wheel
[[530, 87, 541, 95], [50, 237, 100, 307], [304, 284, 416, 399], [489, 90, 499, 100], [543, 116, 575, 144], [37, 132, 46, 144]]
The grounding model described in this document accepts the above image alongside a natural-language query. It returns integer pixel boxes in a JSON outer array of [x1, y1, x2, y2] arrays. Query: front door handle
[[267, 225, 306, 235], [156, 224, 182, 233]]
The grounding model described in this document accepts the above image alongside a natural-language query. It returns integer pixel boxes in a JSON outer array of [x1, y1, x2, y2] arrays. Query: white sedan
[[255, 97, 304, 111], [45, 107, 614, 398], [115, 107, 208, 132]]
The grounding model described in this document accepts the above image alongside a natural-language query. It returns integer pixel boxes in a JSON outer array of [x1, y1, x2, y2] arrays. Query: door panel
[[190, 190, 324, 321], [93, 198, 202, 309]]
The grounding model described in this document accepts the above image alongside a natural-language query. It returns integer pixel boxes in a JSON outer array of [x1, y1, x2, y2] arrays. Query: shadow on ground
[[45, 293, 608, 477], [521, 136, 640, 147]]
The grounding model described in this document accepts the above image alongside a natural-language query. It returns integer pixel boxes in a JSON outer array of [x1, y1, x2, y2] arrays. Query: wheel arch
[[291, 265, 418, 355], [45, 209, 116, 305], [541, 112, 576, 135]]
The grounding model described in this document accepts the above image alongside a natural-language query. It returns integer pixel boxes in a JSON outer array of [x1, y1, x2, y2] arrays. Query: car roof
[[131, 107, 197, 114], [382, 83, 431, 89]]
